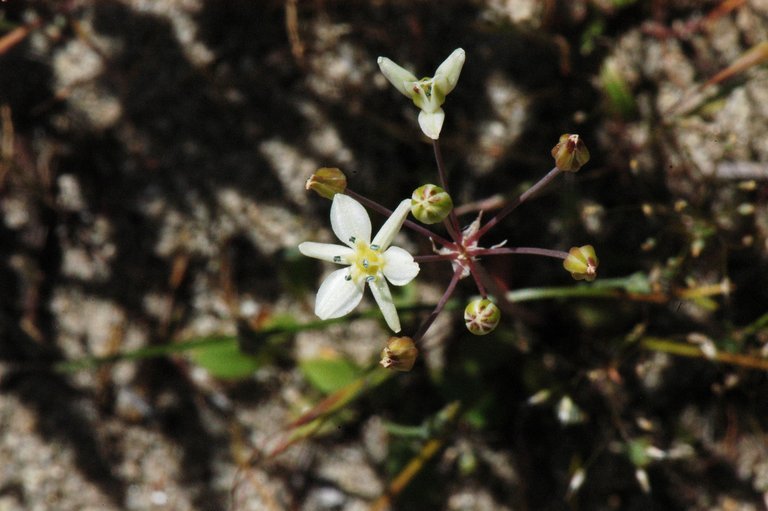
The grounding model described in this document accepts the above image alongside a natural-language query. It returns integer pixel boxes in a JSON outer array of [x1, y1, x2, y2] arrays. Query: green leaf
[[189, 337, 263, 379], [300, 357, 362, 394]]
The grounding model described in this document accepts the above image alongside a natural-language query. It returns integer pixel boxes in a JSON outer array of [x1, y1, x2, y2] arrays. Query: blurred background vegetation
[[1, 0, 768, 510]]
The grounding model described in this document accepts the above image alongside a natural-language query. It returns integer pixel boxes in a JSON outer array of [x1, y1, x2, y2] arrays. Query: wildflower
[[377, 48, 465, 140], [411, 184, 453, 224], [464, 298, 501, 335], [380, 336, 418, 372], [305, 167, 347, 199], [551, 134, 590, 172], [299, 194, 420, 332], [563, 245, 599, 281]]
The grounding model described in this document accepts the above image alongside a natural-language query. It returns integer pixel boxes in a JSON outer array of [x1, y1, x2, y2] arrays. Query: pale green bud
[[433, 48, 465, 96], [380, 336, 418, 372], [305, 167, 347, 199], [551, 134, 590, 172], [464, 299, 501, 336], [411, 184, 453, 224], [377, 57, 418, 98], [563, 245, 598, 282]]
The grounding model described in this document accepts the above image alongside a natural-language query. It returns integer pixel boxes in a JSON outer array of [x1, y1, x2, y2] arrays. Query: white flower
[[377, 48, 465, 140], [299, 194, 420, 332]]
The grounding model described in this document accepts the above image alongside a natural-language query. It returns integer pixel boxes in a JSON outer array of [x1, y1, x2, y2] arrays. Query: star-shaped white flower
[[299, 194, 420, 332], [377, 48, 465, 140]]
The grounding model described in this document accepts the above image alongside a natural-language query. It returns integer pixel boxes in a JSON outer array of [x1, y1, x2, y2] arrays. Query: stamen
[[362, 259, 369, 269], [344, 274, 352, 281], [370, 244, 380, 251], [333, 256, 342, 263], [349, 236, 356, 243], [366, 276, 375, 282]]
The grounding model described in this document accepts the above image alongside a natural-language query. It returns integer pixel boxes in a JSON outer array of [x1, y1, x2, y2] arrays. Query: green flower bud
[[551, 134, 590, 172], [305, 167, 347, 199], [411, 184, 453, 224], [464, 298, 500, 335], [380, 336, 418, 372], [563, 245, 598, 282]]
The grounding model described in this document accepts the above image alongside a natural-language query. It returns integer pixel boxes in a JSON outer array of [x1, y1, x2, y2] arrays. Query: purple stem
[[412, 265, 464, 343], [473, 247, 569, 260], [464, 257, 488, 298], [344, 189, 454, 247], [471, 166, 562, 242], [432, 139, 463, 237], [413, 254, 455, 263]]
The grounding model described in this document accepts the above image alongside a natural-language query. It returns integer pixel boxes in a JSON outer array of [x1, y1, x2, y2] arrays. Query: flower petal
[[314, 268, 364, 320], [377, 57, 418, 98], [383, 246, 420, 286], [433, 48, 465, 96], [298, 242, 354, 264], [418, 109, 445, 140], [372, 198, 411, 250], [331, 194, 371, 247], [368, 277, 401, 332]]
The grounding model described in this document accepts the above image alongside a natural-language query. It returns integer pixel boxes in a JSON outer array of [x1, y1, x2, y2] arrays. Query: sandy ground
[[2, 1, 768, 510]]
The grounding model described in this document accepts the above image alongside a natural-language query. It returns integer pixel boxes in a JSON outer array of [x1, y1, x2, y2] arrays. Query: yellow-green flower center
[[350, 240, 384, 283]]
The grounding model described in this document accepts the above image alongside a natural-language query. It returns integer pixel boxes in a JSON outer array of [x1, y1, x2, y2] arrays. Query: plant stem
[[413, 254, 455, 263], [473, 247, 569, 259], [463, 257, 488, 298], [472, 166, 561, 241], [412, 266, 464, 342], [641, 337, 768, 371], [432, 139, 463, 236]]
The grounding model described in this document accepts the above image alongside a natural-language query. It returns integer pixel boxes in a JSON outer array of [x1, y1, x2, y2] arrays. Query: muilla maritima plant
[[300, 49, 597, 371]]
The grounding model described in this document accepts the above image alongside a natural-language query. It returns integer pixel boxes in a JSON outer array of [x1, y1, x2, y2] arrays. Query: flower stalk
[[298, 47, 597, 362]]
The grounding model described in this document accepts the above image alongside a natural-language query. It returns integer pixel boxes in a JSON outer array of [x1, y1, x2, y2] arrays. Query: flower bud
[[411, 184, 453, 224], [380, 336, 418, 372], [464, 298, 501, 335], [563, 245, 598, 282], [551, 134, 590, 172], [305, 167, 347, 199]]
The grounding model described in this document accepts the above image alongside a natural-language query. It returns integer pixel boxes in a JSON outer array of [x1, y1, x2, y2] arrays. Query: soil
[[2, 1, 768, 510]]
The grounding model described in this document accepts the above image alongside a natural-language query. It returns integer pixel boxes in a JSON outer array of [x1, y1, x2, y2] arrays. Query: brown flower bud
[[551, 134, 590, 172], [305, 167, 347, 199], [380, 336, 418, 372]]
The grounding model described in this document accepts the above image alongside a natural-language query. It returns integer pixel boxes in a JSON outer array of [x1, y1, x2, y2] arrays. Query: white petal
[[418, 109, 445, 140], [368, 277, 401, 332], [298, 242, 354, 264], [314, 268, 364, 320], [383, 246, 420, 285], [433, 48, 465, 96], [377, 57, 418, 98], [331, 194, 371, 247], [372, 198, 411, 250]]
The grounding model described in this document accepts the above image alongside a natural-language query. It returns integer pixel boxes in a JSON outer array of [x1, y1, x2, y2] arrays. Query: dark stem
[[432, 139, 463, 236], [414, 254, 455, 263], [345, 189, 454, 247], [412, 266, 464, 342], [473, 247, 569, 260], [442, 217, 462, 245], [463, 257, 488, 298], [471, 166, 562, 241]]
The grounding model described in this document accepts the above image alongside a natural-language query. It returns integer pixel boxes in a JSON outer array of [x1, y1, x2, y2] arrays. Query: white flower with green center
[[299, 194, 420, 332], [377, 48, 465, 140]]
